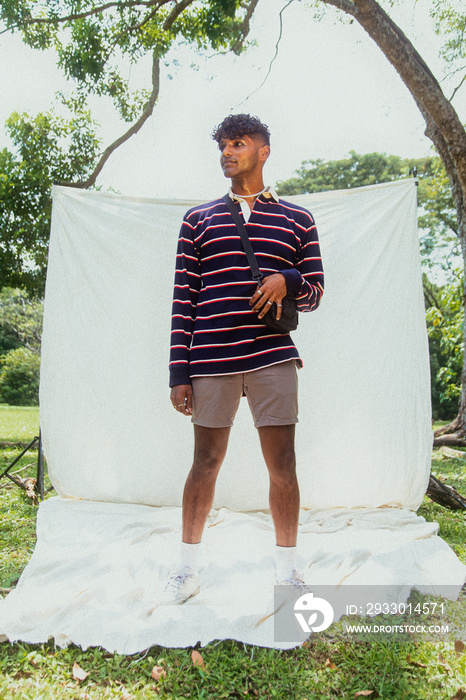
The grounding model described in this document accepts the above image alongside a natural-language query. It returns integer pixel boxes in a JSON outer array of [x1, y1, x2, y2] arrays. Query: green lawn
[[0, 405, 40, 442], [1, 409, 466, 699]]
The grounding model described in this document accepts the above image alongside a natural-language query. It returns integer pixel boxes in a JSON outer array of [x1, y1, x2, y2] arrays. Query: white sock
[[180, 541, 201, 576], [275, 545, 297, 582]]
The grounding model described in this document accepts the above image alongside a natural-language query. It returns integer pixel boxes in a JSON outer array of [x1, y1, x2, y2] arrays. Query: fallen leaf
[[13, 671, 32, 680], [151, 666, 167, 682], [455, 641, 465, 656], [324, 658, 336, 670], [72, 662, 90, 682], [191, 650, 205, 667], [406, 655, 427, 668], [354, 692, 373, 698], [451, 690, 466, 700]]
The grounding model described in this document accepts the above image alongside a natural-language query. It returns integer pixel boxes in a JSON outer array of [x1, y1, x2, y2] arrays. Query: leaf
[[72, 662, 90, 682], [324, 658, 337, 670], [151, 665, 167, 682], [455, 641, 465, 656], [406, 655, 427, 668], [451, 690, 466, 700], [354, 692, 373, 698], [191, 650, 205, 667]]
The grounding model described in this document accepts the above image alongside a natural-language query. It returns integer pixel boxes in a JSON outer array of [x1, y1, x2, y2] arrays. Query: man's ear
[[260, 144, 271, 163]]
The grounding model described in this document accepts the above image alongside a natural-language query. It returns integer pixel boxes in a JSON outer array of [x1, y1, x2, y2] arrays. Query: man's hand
[[250, 273, 287, 320], [170, 384, 193, 416]]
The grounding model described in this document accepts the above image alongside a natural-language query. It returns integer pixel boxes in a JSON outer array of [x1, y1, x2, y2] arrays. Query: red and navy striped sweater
[[169, 194, 324, 386]]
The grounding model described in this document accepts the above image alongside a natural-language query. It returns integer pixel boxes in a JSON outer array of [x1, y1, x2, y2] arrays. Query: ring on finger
[[266, 301, 272, 306]]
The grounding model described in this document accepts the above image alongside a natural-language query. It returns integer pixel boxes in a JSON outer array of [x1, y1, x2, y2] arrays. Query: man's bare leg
[[160, 425, 230, 603], [257, 424, 299, 546], [182, 424, 231, 543], [257, 424, 302, 584]]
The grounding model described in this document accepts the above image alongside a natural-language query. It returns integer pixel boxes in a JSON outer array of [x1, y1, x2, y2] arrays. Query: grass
[[0, 405, 40, 442], [1, 412, 466, 698]]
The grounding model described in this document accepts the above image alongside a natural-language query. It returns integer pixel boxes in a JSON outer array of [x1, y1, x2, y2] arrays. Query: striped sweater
[[169, 193, 324, 386]]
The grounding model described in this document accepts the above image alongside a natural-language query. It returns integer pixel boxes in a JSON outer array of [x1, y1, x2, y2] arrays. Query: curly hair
[[211, 114, 270, 146]]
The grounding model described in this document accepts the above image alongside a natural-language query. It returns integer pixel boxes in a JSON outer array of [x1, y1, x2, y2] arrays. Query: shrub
[[0, 347, 40, 406]]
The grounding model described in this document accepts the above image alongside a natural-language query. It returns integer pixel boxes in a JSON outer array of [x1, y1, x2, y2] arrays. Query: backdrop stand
[[0, 432, 47, 501]]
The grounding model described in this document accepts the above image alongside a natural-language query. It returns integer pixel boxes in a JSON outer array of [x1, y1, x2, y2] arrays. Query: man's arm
[[169, 216, 201, 406], [283, 211, 324, 312]]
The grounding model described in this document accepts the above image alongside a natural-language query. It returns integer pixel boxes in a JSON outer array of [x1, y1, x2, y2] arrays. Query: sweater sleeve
[[282, 212, 324, 312], [169, 217, 201, 387]]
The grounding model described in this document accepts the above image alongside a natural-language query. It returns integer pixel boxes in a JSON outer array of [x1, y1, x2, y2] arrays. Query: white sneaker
[[158, 571, 200, 605], [276, 570, 307, 591]]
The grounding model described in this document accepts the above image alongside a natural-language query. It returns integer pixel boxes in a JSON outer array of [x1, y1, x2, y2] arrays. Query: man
[[165, 114, 324, 603]]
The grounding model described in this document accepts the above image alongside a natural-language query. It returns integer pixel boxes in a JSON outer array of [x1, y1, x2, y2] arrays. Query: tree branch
[[163, 0, 195, 30], [230, 0, 261, 54], [316, 0, 357, 16], [423, 282, 440, 310], [59, 55, 160, 189], [3, 0, 166, 26], [450, 73, 466, 103], [106, 5, 162, 57]]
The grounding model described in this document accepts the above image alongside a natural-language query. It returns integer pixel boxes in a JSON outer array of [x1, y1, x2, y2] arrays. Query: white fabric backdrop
[[1, 180, 464, 652], [40, 180, 431, 510]]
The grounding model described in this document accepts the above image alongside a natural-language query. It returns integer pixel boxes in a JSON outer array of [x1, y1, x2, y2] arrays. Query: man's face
[[218, 134, 269, 180]]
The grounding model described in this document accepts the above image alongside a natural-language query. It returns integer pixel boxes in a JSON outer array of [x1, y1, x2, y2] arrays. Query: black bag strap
[[223, 194, 263, 283]]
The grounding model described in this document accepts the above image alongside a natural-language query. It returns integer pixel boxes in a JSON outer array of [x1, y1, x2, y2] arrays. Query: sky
[[1, 0, 465, 200]]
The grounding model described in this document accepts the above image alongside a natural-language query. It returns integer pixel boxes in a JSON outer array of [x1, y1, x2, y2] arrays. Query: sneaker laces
[[165, 572, 191, 592]]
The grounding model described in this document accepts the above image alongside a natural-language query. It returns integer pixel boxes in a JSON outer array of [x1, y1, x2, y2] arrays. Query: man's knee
[[192, 426, 230, 476], [268, 449, 297, 481], [192, 445, 225, 474]]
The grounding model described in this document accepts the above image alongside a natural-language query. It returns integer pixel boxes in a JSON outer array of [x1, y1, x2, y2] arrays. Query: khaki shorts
[[191, 360, 298, 428]]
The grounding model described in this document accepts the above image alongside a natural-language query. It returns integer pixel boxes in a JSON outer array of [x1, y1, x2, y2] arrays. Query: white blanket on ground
[[1, 180, 464, 651], [1, 499, 464, 653]]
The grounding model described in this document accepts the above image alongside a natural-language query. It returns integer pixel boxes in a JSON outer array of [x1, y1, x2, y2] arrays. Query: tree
[[277, 151, 434, 196], [0, 346, 41, 406], [418, 156, 461, 282], [424, 276, 463, 421], [0, 289, 44, 406], [0, 288, 44, 355], [1, 104, 101, 294]]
